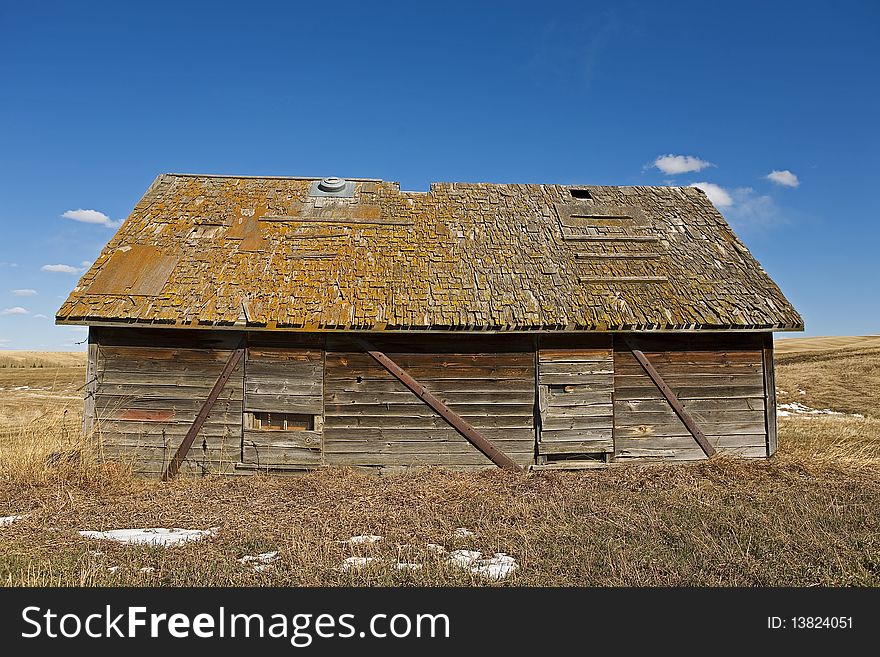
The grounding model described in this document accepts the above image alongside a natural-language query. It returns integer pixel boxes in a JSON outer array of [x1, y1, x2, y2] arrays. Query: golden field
[[0, 338, 877, 587]]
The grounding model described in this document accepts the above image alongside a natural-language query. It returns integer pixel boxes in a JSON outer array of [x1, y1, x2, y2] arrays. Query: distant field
[[774, 334, 880, 355], [0, 351, 86, 369], [0, 339, 877, 587]]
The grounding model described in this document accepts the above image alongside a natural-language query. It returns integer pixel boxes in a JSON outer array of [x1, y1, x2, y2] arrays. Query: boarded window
[[250, 412, 314, 431]]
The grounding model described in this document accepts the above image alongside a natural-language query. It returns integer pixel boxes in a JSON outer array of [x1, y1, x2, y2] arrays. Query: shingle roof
[[56, 173, 803, 331]]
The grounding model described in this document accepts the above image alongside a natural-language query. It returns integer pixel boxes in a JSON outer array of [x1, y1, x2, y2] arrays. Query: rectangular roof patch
[[86, 244, 178, 296]]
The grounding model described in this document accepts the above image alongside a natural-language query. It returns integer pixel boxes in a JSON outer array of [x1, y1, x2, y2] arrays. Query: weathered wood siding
[[537, 335, 614, 460], [241, 334, 324, 469], [323, 335, 536, 470], [92, 328, 244, 476], [762, 333, 778, 456], [612, 334, 767, 462]]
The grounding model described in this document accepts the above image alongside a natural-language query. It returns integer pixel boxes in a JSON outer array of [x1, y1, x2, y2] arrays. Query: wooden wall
[[537, 335, 614, 462], [92, 328, 244, 476], [241, 334, 324, 470], [87, 327, 776, 475], [612, 333, 768, 462], [322, 335, 536, 471]]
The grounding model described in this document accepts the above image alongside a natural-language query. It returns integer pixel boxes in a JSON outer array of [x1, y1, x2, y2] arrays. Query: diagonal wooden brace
[[623, 337, 716, 458], [162, 342, 245, 481], [353, 337, 524, 472]]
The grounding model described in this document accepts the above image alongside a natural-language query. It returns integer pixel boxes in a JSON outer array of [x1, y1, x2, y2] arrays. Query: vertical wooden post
[[82, 328, 98, 440], [762, 333, 778, 456]]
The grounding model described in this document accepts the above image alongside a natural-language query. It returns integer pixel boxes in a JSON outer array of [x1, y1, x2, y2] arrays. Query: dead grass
[[0, 343, 878, 587]]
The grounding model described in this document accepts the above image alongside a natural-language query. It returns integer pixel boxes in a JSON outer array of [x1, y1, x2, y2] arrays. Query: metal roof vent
[[318, 177, 346, 192], [310, 176, 356, 198]]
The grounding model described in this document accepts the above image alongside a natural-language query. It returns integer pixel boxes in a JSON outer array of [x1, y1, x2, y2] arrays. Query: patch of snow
[[342, 535, 382, 545], [238, 550, 279, 564], [798, 389, 807, 396], [448, 550, 482, 568], [777, 402, 863, 418], [470, 553, 518, 581], [139, 567, 155, 574], [454, 528, 475, 538], [107, 566, 120, 574], [395, 562, 423, 571], [0, 515, 25, 526], [12, 386, 29, 391], [78, 527, 217, 547], [340, 556, 376, 572], [426, 543, 447, 555], [88, 550, 105, 557], [238, 551, 280, 570]]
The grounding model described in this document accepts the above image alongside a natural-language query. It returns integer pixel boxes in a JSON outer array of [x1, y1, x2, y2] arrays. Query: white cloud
[[41, 264, 80, 274], [654, 154, 714, 175], [1, 307, 29, 316], [12, 289, 37, 296], [765, 169, 799, 188], [689, 182, 733, 207], [81, 260, 93, 268], [0, 262, 17, 268], [61, 209, 120, 227], [33, 313, 48, 319]]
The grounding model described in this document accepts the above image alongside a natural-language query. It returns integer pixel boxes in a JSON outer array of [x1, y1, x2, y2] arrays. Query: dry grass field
[[0, 339, 877, 587]]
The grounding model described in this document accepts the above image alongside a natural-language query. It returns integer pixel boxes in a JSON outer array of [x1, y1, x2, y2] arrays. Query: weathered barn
[[56, 174, 802, 477]]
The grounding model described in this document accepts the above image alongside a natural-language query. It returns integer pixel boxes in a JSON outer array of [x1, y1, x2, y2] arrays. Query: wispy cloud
[[765, 169, 799, 188], [61, 209, 121, 228], [81, 260, 93, 268], [11, 289, 37, 297], [1, 306, 29, 316], [689, 182, 733, 207], [33, 313, 48, 319], [41, 264, 81, 274], [725, 187, 782, 229], [0, 262, 17, 268], [654, 154, 714, 175]]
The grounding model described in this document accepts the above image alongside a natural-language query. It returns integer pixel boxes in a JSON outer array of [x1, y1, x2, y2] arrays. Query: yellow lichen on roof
[[56, 174, 803, 331]]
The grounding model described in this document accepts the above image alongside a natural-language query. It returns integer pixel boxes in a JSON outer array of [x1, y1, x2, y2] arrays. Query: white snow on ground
[[12, 386, 29, 391], [340, 556, 376, 571], [469, 553, 518, 580], [239, 551, 280, 572], [78, 527, 217, 546], [341, 535, 383, 545], [777, 402, 864, 419], [139, 567, 155, 574], [335, 543, 519, 579], [446, 550, 519, 580], [107, 566, 120, 574], [238, 551, 279, 565], [0, 515, 25, 526], [395, 563, 423, 571], [454, 528, 475, 538], [448, 550, 482, 568]]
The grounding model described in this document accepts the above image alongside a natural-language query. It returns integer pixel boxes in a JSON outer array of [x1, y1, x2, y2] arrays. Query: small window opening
[[569, 188, 593, 200], [252, 412, 314, 431], [549, 384, 579, 394]]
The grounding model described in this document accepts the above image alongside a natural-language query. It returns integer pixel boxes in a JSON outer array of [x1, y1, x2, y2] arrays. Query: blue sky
[[1, 0, 877, 349]]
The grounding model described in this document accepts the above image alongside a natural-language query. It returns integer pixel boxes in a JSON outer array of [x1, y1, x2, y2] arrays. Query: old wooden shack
[[56, 174, 803, 477]]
